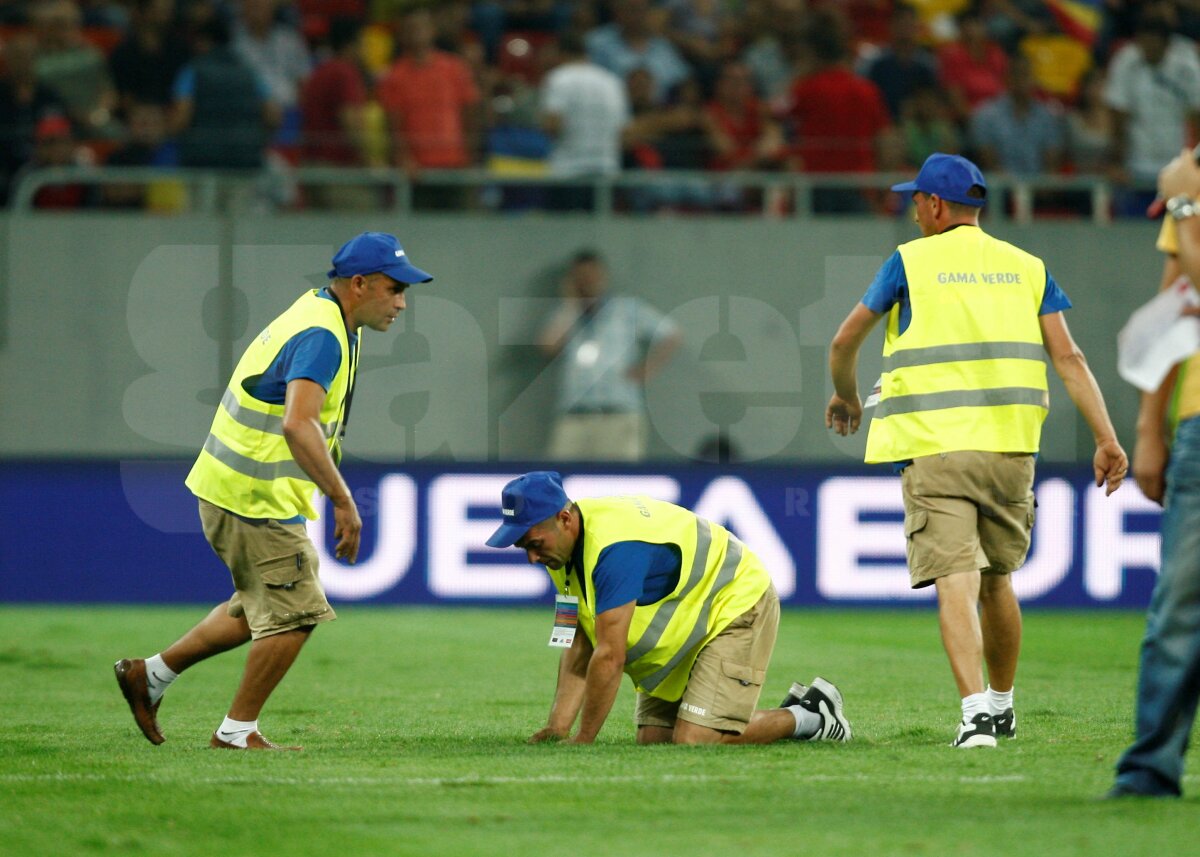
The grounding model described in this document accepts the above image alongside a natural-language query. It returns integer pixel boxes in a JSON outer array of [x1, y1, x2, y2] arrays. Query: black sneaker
[[778, 681, 809, 708], [796, 677, 852, 742], [951, 712, 997, 748], [993, 707, 1016, 738]]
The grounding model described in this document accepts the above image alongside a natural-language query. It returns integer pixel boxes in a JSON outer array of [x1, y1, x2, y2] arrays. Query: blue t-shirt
[[861, 247, 1072, 334], [242, 290, 355, 403], [592, 541, 682, 615]]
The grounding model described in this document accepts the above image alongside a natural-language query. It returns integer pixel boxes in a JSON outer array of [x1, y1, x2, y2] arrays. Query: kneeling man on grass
[[486, 471, 852, 746]]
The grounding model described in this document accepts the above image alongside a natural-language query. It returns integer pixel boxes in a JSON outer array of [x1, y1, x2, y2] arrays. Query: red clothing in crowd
[[299, 57, 368, 164], [786, 66, 889, 172], [377, 51, 479, 168], [938, 42, 1008, 110], [706, 98, 765, 170]]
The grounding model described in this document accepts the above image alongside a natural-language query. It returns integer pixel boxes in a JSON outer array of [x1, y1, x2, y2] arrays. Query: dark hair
[[328, 17, 362, 52], [804, 10, 849, 64], [558, 30, 585, 57], [196, 14, 231, 47], [572, 248, 603, 265]]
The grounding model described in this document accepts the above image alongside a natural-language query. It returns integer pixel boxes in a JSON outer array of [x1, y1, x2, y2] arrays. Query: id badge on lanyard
[[549, 594, 579, 648]]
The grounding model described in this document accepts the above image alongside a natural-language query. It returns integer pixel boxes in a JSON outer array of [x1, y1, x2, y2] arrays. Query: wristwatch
[[1166, 194, 1200, 221]]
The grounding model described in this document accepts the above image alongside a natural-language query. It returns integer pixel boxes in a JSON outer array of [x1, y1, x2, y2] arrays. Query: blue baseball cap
[[327, 232, 434, 284], [486, 471, 571, 548], [891, 153, 987, 207]]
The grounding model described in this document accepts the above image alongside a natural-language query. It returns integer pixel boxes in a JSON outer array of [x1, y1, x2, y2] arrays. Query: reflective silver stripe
[[638, 535, 744, 693], [883, 341, 1045, 371], [221, 389, 284, 436], [874, 386, 1048, 419], [221, 388, 340, 439], [625, 519, 712, 666], [202, 433, 309, 482]]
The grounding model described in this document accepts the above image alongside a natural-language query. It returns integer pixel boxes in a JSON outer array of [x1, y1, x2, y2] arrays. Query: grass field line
[[0, 770, 1030, 788]]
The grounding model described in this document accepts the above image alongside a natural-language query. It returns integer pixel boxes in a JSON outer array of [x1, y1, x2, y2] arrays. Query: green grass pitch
[[0, 605, 1193, 856]]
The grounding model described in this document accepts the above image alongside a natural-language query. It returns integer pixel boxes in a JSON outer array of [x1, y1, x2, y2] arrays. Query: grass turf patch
[[0, 605, 1191, 856]]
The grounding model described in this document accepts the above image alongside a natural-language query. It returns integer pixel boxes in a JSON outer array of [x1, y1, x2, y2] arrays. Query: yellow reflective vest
[[185, 289, 359, 519], [547, 496, 772, 702], [865, 226, 1050, 463]]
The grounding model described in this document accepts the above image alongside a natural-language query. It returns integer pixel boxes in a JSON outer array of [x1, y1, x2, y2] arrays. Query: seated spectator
[[705, 60, 785, 171], [784, 9, 893, 213], [109, 0, 189, 117], [538, 30, 629, 210], [31, 0, 119, 138], [1104, 5, 1200, 216], [865, 5, 939, 120], [171, 15, 279, 169], [1065, 67, 1112, 176], [377, 7, 481, 210], [969, 53, 1064, 175], [10, 111, 93, 208], [232, 0, 312, 148], [102, 101, 181, 209], [938, 8, 1007, 121], [0, 33, 66, 203], [586, 0, 690, 104], [899, 83, 960, 167]]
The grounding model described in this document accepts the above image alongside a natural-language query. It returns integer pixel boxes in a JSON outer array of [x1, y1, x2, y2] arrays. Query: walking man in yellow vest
[[486, 471, 852, 745], [826, 153, 1128, 748], [114, 232, 433, 749]]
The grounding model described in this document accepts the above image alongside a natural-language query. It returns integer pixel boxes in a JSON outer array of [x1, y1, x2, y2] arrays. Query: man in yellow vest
[[486, 471, 852, 745], [114, 232, 433, 750], [1109, 149, 1200, 797], [826, 153, 1128, 748]]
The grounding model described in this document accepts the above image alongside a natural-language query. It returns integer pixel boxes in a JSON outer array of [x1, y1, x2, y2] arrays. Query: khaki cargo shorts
[[635, 584, 780, 734], [901, 451, 1036, 589], [199, 499, 336, 639]]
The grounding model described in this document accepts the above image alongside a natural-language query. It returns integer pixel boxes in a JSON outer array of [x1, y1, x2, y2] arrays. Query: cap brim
[[381, 260, 434, 284], [890, 180, 919, 193], [485, 521, 530, 548]]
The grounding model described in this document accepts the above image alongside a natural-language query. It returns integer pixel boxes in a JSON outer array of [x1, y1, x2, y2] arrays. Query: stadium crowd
[[0, 0, 1195, 214]]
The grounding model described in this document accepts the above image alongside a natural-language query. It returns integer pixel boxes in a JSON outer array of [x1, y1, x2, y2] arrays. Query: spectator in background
[[299, 17, 372, 177], [938, 8, 1007, 122], [171, 15, 278, 169], [1104, 6, 1200, 217], [899, 83, 960, 167], [10, 111, 92, 208], [109, 0, 189, 118], [539, 30, 629, 211], [784, 9, 893, 213], [537, 249, 682, 462], [586, 0, 689, 104], [0, 33, 66, 203], [741, 0, 805, 103], [865, 5, 939, 121], [377, 7, 481, 210], [232, 0, 311, 148], [969, 53, 1064, 176], [31, 0, 118, 138], [1065, 68, 1113, 176], [981, 0, 1055, 54], [705, 60, 786, 171], [662, 0, 740, 94], [102, 101, 181, 210]]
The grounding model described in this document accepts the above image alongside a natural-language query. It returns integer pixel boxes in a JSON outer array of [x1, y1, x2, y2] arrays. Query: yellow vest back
[[865, 226, 1050, 463], [547, 496, 771, 702], [185, 290, 358, 519]]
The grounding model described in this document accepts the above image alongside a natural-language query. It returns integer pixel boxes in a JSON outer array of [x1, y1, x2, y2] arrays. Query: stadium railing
[[8, 165, 1131, 223]]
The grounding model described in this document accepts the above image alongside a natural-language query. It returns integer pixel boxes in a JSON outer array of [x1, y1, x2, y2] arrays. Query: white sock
[[986, 685, 1013, 715], [144, 654, 178, 705], [962, 692, 989, 722], [215, 717, 258, 747], [788, 704, 822, 739]]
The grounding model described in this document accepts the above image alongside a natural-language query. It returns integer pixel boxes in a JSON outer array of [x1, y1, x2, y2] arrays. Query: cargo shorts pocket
[[712, 659, 766, 724], [904, 508, 929, 572], [258, 554, 326, 627]]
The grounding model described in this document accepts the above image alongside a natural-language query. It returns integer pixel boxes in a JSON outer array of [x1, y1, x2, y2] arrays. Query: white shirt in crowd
[[539, 60, 630, 178], [1104, 35, 1200, 183]]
